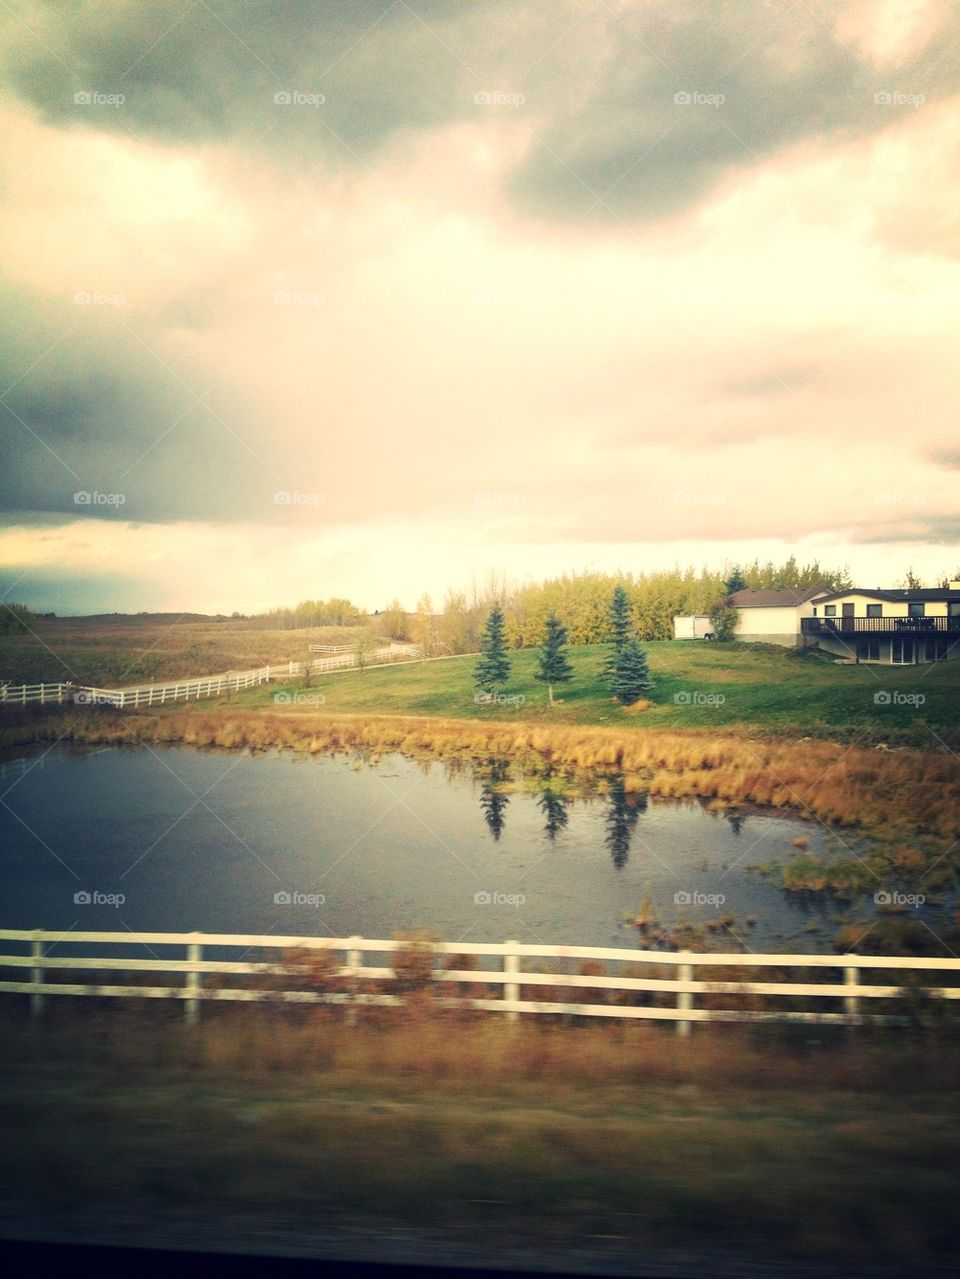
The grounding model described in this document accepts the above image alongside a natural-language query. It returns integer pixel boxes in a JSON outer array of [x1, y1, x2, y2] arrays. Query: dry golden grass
[[10, 707, 958, 846]]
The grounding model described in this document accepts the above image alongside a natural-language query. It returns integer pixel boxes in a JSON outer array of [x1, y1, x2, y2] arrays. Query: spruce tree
[[603, 584, 633, 679], [534, 613, 573, 704], [474, 606, 511, 693], [611, 638, 653, 705]]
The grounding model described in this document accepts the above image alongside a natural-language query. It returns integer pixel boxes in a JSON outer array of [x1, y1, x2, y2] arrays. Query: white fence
[[3, 929, 958, 1032], [0, 646, 423, 709], [0, 681, 73, 706]]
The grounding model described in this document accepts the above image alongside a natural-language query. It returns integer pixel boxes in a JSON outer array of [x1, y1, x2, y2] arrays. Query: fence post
[[844, 963, 860, 1028], [346, 936, 363, 1025], [185, 935, 202, 1024], [676, 958, 694, 1036], [30, 930, 45, 1017], [503, 940, 520, 1022]]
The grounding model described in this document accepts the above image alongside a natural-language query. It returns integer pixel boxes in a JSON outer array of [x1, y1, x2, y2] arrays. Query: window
[[926, 638, 953, 662], [824, 605, 836, 617], [858, 638, 880, 661], [866, 604, 882, 618], [909, 602, 925, 618], [892, 638, 914, 664]]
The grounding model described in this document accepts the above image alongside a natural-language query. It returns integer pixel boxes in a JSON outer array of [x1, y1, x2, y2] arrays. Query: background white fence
[[3, 929, 958, 1032], [0, 645, 423, 709]]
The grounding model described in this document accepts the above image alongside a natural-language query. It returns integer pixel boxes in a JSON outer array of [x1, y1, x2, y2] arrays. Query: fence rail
[[3, 929, 958, 1032], [1, 646, 423, 709]]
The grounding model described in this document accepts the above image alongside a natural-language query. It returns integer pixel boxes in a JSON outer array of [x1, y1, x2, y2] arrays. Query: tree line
[[475, 584, 654, 708]]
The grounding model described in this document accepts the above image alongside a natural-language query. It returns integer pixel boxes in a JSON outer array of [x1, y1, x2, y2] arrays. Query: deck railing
[[802, 616, 960, 635], [3, 929, 958, 1033]]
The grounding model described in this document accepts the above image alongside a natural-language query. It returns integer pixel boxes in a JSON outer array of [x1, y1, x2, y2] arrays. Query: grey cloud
[[928, 449, 960, 470], [6, 1, 959, 225], [2, 0, 503, 164], [846, 514, 960, 545], [508, 2, 960, 223], [0, 285, 292, 523]]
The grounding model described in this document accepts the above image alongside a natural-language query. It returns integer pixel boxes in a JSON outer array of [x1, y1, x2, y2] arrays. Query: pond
[[0, 744, 872, 953]]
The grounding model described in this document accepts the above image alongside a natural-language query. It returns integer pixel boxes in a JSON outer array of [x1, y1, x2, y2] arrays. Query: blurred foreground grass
[[2, 1003, 958, 1270]]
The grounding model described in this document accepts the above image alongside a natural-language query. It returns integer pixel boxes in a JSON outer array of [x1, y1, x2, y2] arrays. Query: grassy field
[[253, 640, 960, 744], [0, 614, 366, 686], [2, 1005, 958, 1272], [4, 615, 957, 745]]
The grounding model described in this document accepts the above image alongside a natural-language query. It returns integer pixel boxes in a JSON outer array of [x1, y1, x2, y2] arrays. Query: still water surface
[[0, 745, 854, 951]]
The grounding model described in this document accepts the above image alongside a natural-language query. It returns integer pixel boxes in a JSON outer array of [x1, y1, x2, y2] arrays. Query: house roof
[[811, 587, 960, 604], [727, 585, 832, 609]]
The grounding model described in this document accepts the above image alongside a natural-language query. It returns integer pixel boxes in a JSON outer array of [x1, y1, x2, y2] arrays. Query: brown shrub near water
[[7, 708, 959, 845]]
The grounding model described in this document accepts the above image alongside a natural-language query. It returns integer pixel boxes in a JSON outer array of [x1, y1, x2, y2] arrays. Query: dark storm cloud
[[508, 1, 960, 223], [0, 565, 159, 616], [2, 0, 500, 163], [0, 285, 282, 522], [5, 1, 959, 224]]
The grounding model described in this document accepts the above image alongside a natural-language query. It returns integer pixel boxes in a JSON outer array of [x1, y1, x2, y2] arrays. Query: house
[[724, 585, 831, 647], [801, 583, 960, 665], [673, 580, 960, 663]]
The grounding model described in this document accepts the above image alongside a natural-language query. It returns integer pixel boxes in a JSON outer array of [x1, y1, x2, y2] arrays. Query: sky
[[1, 0, 959, 615]]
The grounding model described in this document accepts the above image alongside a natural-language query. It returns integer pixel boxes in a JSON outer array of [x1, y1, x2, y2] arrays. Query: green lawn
[[242, 641, 960, 742]]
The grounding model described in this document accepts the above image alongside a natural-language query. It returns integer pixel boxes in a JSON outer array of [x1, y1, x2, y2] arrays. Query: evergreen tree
[[724, 565, 747, 594], [603, 774, 645, 869], [611, 638, 653, 705], [534, 614, 573, 704], [602, 583, 633, 678], [538, 788, 570, 841], [478, 759, 510, 841], [474, 606, 511, 692]]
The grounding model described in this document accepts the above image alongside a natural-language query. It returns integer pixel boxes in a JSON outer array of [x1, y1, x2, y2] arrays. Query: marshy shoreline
[[3, 702, 957, 835]]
